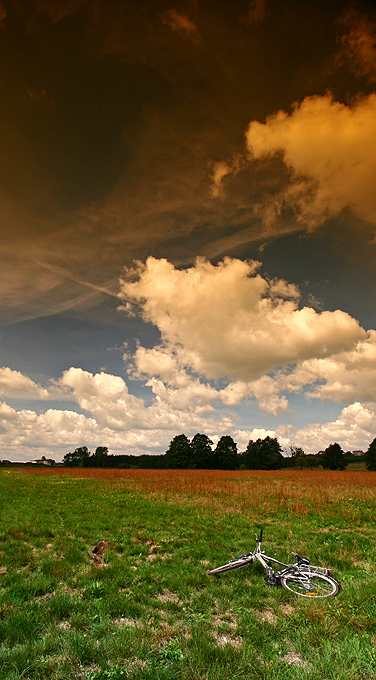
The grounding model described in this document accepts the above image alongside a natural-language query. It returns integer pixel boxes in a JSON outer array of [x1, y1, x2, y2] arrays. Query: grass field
[[0, 467, 375, 679]]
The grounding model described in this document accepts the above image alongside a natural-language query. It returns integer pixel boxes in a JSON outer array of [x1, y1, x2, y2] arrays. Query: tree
[[262, 436, 284, 469], [289, 445, 304, 458], [244, 437, 284, 470], [365, 438, 376, 471], [93, 446, 109, 467], [289, 446, 306, 469], [164, 434, 192, 469], [244, 440, 262, 469], [295, 454, 320, 469], [214, 435, 238, 469], [321, 443, 347, 470], [190, 433, 213, 469], [63, 446, 91, 467]]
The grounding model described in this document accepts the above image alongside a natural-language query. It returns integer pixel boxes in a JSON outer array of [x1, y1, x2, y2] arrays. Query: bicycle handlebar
[[256, 527, 263, 543]]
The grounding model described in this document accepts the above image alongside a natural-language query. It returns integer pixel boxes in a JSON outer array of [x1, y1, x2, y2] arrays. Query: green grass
[[345, 461, 366, 471], [0, 468, 375, 679]]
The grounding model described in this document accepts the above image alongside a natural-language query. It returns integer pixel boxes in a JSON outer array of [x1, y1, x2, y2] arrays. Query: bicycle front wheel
[[208, 556, 254, 575], [280, 570, 340, 598]]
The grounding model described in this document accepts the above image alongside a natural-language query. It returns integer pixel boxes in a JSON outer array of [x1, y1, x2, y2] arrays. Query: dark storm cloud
[[337, 5, 376, 82], [1, 0, 376, 322], [0, 1, 6, 24]]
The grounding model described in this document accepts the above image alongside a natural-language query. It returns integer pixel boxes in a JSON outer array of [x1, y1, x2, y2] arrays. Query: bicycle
[[208, 528, 341, 598]]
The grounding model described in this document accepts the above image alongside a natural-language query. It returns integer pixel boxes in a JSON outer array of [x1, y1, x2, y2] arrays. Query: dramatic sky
[[2, 0, 376, 461]]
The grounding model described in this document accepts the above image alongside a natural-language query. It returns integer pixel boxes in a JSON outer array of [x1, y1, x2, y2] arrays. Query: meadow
[[0, 467, 375, 680]]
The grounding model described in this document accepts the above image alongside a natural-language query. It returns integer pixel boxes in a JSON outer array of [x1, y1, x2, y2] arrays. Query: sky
[[1, 0, 376, 461]]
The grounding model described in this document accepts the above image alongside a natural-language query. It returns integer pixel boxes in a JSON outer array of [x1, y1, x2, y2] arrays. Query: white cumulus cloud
[[284, 331, 376, 403], [147, 376, 218, 412], [290, 402, 376, 453], [59, 367, 233, 439], [60, 367, 146, 431], [235, 401, 376, 454], [130, 346, 180, 381], [1, 257, 375, 460], [0, 367, 49, 399], [258, 394, 290, 416], [119, 257, 365, 381], [0, 400, 170, 460]]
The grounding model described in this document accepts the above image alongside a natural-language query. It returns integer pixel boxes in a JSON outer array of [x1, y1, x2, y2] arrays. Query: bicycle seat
[[292, 551, 310, 565]]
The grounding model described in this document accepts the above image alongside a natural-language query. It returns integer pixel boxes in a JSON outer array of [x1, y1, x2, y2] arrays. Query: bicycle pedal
[[264, 576, 276, 586]]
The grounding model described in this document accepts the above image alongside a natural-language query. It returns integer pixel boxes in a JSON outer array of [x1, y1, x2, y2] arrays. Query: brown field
[[16, 467, 376, 520]]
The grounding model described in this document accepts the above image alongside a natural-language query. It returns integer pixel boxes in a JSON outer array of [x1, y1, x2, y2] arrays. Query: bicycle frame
[[220, 528, 335, 585], [208, 528, 341, 598], [253, 536, 290, 584]]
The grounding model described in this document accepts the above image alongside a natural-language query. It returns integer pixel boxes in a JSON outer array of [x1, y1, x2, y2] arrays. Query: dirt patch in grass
[[62, 586, 85, 596], [280, 604, 295, 616], [146, 553, 158, 562], [212, 614, 237, 631], [282, 648, 308, 668], [147, 551, 172, 562], [114, 617, 138, 627], [36, 591, 56, 602], [91, 540, 113, 566], [157, 589, 179, 603], [128, 658, 147, 672], [352, 560, 372, 570], [256, 609, 277, 624], [213, 631, 242, 648], [72, 664, 100, 679], [212, 608, 240, 647], [133, 536, 163, 562]]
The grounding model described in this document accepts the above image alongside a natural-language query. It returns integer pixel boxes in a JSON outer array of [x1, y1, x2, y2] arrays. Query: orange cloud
[[163, 8, 201, 44], [337, 8, 376, 83], [210, 157, 244, 198], [246, 93, 376, 229]]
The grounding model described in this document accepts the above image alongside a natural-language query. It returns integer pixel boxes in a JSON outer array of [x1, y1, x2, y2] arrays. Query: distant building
[[352, 450, 364, 457]]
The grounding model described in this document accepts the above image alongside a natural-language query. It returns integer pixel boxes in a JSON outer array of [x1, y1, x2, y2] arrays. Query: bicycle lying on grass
[[208, 529, 341, 598]]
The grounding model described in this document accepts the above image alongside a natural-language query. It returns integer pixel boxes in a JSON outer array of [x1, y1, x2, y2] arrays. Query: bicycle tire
[[280, 570, 340, 598], [208, 556, 254, 575]]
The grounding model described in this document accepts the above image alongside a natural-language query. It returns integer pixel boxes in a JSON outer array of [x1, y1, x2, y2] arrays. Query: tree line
[[62, 436, 376, 471]]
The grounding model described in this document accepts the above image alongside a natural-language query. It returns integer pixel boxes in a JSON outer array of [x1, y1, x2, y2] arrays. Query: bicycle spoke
[[281, 571, 340, 598]]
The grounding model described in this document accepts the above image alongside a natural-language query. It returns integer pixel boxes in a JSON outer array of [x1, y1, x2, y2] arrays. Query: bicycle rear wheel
[[208, 555, 254, 575], [280, 570, 340, 598]]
